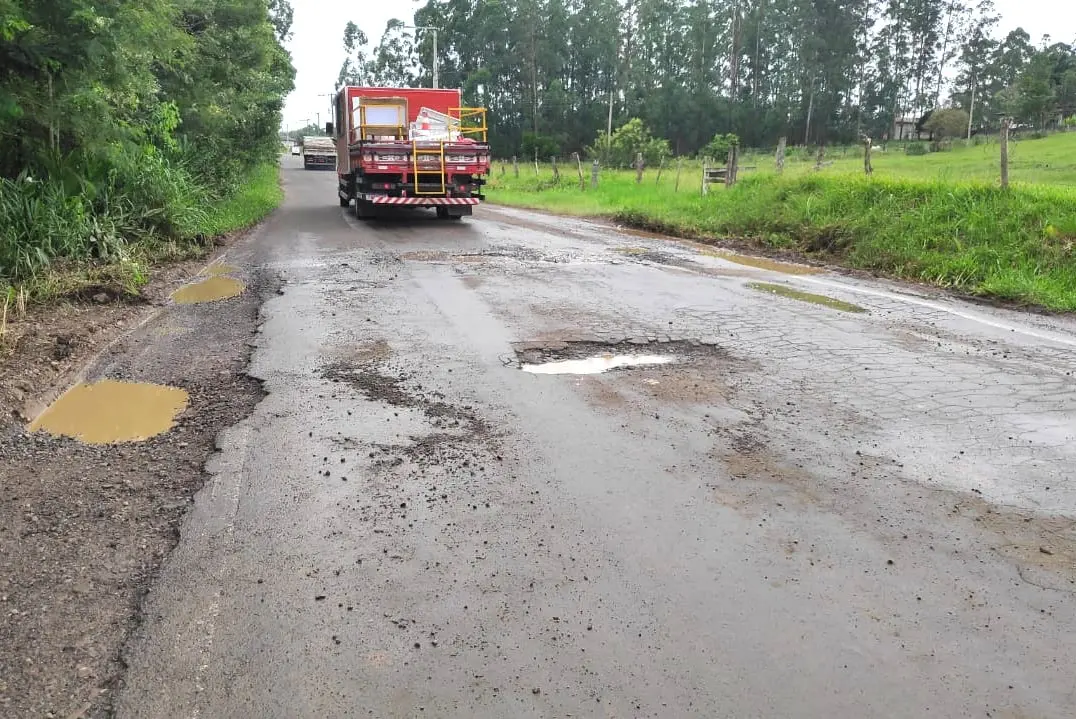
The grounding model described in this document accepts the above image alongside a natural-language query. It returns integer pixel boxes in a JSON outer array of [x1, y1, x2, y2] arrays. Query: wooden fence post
[[635, 152, 645, 183], [725, 144, 739, 187], [1000, 117, 1011, 189], [776, 137, 786, 174], [655, 157, 666, 185], [591, 160, 600, 189], [533, 151, 539, 177], [573, 152, 585, 190], [674, 157, 683, 192], [551, 155, 560, 184], [702, 159, 709, 195], [863, 136, 873, 176], [500, 162, 506, 177], [513, 156, 519, 177], [814, 144, 826, 171]]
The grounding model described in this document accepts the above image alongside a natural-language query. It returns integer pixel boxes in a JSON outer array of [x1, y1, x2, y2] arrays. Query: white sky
[[281, 0, 1074, 130]]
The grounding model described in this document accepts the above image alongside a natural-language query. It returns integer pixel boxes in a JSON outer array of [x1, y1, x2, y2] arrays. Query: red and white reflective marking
[[358, 195, 480, 206]]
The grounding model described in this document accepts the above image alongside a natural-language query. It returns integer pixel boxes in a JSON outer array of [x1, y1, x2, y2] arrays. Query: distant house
[[892, 115, 920, 141]]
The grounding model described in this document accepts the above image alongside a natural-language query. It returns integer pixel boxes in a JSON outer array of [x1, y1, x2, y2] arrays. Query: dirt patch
[[322, 360, 489, 439], [0, 250, 271, 718]]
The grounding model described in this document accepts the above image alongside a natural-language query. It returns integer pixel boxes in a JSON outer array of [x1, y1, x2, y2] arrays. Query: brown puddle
[[171, 276, 245, 304], [702, 249, 819, 275], [29, 379, 189, 444], [748, 282, 867, 313], [199, 262, 238, 277]]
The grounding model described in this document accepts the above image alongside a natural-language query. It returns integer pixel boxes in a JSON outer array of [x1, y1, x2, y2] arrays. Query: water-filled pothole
[[29, 379, 189, 444], [748, 282, 866, 313], [512, 339, 724, 375], [523, 354, 674, 375], [171, 276, 245, 304], [199, 262, 239, 277]]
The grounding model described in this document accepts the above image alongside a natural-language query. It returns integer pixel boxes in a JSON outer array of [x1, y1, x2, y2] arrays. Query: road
[[115, 157, 1076, 718]]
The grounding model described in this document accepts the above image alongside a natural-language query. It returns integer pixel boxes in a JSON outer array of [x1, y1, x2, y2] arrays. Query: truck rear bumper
[[353, 194, 481, 206]]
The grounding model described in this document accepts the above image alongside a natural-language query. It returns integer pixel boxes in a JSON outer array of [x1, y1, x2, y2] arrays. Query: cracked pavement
[[115, 158, 1076, 718]]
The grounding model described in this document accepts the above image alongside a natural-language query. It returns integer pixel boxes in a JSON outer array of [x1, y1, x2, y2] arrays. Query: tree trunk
[[804, 82, 815, 145], [863, 137, 873, 176]]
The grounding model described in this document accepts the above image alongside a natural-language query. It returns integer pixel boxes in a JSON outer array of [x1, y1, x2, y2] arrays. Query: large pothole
[[510, 339, 725, 375]]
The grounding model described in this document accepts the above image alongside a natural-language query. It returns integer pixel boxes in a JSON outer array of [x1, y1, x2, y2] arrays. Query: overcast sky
[[281, 0, 1074, 130]]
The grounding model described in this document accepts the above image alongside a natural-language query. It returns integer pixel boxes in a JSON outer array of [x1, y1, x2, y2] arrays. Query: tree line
[[0, 0, 295, 285], [339, 0, 1076, 157]]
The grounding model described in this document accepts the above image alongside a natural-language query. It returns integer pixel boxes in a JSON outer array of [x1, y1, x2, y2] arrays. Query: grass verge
[[3, 162, 281, 307], [489, 169, 1076, 312]]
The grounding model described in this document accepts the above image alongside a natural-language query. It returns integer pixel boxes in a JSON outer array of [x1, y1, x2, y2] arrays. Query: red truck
[[328, 86, 491, 220]]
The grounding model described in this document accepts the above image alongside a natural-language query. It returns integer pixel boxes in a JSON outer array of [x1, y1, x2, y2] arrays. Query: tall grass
[[0, 157, 281, 303], [488, 133, 1076, 311]]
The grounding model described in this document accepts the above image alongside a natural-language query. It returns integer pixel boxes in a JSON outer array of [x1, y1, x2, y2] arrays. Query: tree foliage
[[923, 107, 969, 140], [0, 0, 295, 284]]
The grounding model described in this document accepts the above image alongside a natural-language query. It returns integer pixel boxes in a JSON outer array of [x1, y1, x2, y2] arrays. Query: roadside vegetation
[[0, 1, 296, 305], [488, 132, 1076, 311]]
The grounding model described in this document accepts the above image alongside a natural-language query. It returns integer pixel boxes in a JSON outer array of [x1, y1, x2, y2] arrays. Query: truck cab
[[331, 86, 491, 220]]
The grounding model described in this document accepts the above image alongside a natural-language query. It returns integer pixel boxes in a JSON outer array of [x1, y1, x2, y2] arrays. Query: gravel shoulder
[[0, 238, 275, 718]]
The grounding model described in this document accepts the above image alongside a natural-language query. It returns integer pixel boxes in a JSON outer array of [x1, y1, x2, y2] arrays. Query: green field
[[488, 133, 1076, 311]]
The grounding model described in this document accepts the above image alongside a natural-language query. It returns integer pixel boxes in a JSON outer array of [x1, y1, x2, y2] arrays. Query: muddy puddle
[[748, 282, 866, 313], [171, 276, 245, 304], [522, 354, 675, 375], [701, 249, 819, 275], [29, 379, 189, 444], [199, 262, 238, 277]]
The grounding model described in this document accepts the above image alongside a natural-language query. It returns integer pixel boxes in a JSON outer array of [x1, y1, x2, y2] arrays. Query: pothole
[[702, 250, 819, 275], [29, 379, 189, 444], [199, 262, 239, 277], [523, 354, 674, 375], [511, 340, 724, 375], [748, 282, 866, 313], [171, 276, 246, 304]]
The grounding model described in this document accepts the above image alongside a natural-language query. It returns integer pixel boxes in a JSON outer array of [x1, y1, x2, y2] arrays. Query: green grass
[[0, 161, 282, 307], [196, 162, 284, 238], [488, 132, 1076, 311]]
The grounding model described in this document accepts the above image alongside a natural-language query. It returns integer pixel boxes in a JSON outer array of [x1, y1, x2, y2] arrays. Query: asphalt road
[[116, 157, 1076, 718]]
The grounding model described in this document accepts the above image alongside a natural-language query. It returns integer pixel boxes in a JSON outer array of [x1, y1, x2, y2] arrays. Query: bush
[[587, 118, 670, 167], [905, 142, 929, 156], [521, 132, 561, 161], [701, 133, 740, 160]]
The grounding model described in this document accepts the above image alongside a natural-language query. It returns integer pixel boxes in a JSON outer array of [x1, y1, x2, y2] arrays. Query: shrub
[[905, 142, 928, 156]]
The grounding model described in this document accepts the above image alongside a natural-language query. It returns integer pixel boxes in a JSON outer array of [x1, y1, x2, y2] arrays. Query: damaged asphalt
[[18, 156, 1076, 718]]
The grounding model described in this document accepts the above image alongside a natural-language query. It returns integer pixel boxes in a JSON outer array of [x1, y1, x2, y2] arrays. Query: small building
[[892, 115, 920, 141]]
